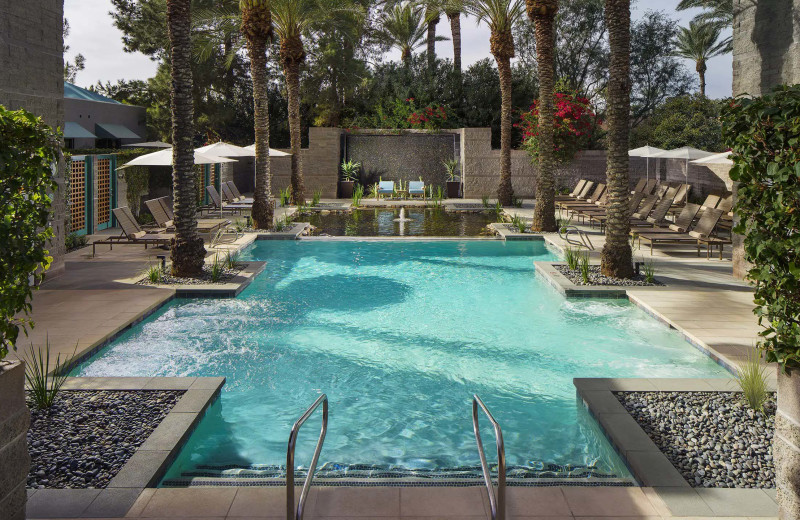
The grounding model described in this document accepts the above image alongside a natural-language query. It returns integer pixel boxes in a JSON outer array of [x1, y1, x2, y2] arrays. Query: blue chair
[[408, 181, 425, 199], [378, 180, 395, 199]]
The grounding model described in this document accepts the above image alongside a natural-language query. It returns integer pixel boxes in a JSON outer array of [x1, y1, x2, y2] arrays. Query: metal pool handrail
[[560, 225, 595, 250], [472, 395, 506, 520], [287, 394, 328, 520]]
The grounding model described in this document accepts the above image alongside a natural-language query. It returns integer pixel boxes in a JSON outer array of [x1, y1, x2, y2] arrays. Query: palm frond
[[462, 0, 525, 34]]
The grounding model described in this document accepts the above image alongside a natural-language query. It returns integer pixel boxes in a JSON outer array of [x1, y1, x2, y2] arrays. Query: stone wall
[[0, 0, 66, 277], [458, 128, 730, 201], [345, 131, 460, 189], [732, 0, 800, 96], [0, 362, 31, 520]]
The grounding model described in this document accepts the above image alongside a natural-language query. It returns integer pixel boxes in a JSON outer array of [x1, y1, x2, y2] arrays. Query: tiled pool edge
[[25, 376, 225, 518], [573, 377, 778, 517]]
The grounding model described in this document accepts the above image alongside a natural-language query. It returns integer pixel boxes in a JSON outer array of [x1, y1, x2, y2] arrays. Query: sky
[[64, 0, 733, 99]]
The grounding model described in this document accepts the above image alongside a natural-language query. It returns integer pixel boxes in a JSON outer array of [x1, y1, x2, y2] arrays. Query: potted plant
[[339, 160, 360, 199], [444, 158, 461, 198]]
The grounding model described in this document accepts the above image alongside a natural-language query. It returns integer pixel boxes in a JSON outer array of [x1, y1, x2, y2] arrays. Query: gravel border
[[27, 390, 183, 489], [137, 264, 243, 286], [615, 391, 775, 489], [555, 265, 662, 286]]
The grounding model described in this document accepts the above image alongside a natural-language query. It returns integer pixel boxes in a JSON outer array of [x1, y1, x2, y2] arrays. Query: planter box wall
[[0, 361, 30, 520]]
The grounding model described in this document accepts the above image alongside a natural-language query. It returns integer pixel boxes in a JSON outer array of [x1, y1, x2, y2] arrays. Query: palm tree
[[166, 0, 206, 276], [527, 0, 558, 232], [445, 3, 463, 74], [463, 0, 525, 206], [240, 0, 274, 229], [600, 0, 633, 278], [677, 0, 733, 33], [674, 21, 731, 97], [382, 3, 429, 63]]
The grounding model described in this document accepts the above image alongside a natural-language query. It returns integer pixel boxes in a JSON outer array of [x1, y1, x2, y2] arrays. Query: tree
[[63, 19, 86, 83], [0, 106, 59, 359], [600, 0, 633, 278], [240, 0, 274, 229], [673, 20, 730, 97], [630, 95, 724, 151], [677, 0, 733, 36], [381, 3, 429, 63], [167, 0, 206, 276], [463, 0, 526, 206], [722, 84, 800, 520], [416, 0, 451, 68], [527, 0, 559, 232], [444, 2, 463, 74]]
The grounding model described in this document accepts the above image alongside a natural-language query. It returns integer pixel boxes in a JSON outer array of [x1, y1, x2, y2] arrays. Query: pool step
[[161, 463, 635, 487]]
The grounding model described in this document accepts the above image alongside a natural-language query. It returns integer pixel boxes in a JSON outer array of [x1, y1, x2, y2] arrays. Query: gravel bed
[[27, 390, 183, 489], [616, 391, 775, 488], [137, 264, 243, 285], [555, 265, 662, 286]]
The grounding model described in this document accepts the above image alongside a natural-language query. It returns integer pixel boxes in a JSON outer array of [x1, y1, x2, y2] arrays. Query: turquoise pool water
[[75, 240, 729, 483]]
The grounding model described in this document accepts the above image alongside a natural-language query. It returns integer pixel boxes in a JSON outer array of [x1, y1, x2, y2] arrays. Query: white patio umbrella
[[690, 151, 734, 166], [117, 148, 237, 169], [196, 141, 255, 158], [244, 144, 292, 156], [628, 145, 666, 183], [652, 146, 716, 185]]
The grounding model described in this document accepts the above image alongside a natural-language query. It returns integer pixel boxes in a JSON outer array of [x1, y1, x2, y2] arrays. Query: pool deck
[[15, 199, 777, 519]]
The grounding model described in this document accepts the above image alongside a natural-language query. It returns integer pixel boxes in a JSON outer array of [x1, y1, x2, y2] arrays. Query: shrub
[[565, 247, 580, 271], [209, 255, 224, 282], [340, 160, 361, 182], [224, 250, 240, 269], [0, 106, 60, 360], [144, 264, 163, 284], [23, 338, 75, 409], [632, 94, 725, 151], [579, 253, 590, 283], [723, 85, 800, 369], [735, 350, 769, 412], [642, 260, 656, 283], [518, 86, 599, 164], [65, 232, 88, 251]]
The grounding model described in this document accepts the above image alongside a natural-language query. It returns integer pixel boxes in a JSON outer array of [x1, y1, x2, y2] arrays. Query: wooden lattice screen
[[70, 159, 86, 233], [96, 158, 111, 227]]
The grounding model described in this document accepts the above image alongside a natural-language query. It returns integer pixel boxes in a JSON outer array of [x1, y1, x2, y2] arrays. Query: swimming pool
[[75, 240, 730, 484]]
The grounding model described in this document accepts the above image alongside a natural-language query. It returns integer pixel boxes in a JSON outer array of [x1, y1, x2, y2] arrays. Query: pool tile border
[[573, 377, 778, 517], [26, 376, 225, 518]]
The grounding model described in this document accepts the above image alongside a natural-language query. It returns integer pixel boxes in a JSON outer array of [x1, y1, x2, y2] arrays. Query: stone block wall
[[732, 0, 800, 96], [269, 127, 344, 198], [0, 0, 66, 277], [0, 362, 31, 520]]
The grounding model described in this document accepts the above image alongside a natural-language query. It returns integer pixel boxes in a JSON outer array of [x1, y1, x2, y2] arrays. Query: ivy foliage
[[722, 85, 800, 370], [0, 106, 60, 360]]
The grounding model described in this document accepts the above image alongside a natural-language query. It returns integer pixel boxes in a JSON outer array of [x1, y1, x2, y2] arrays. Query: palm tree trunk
[[448, 12, 461, 74], [247, 35, 274, 229], [697, 59, 707, 97], [531, 6, 558, 232], [777, 369, 800, 519], [166, 0, 205, 277], [600, 0, 633, 278], [281, 36, 306, 206], [427, 16, 439, 68], [496, 54, 514, 206]]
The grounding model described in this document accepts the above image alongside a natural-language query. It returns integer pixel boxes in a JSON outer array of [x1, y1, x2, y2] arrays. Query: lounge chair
[[408, 181, 425, 199], [629, 196, 673, 229], [556, 179, 587, 201], [378, 181, 395, 199], [226, 181, 254, 204], [206, 186, 250, 215], [559, 183, 606, 211], [635, 208, 725, 256], [585, 192, 646, 230], [642, 179, 658, 195], [92, 207, 173, 256], [631, 194, 659, 220], [556, 181, 595, 209], [633, 203, 702, 237], [631, 178, 647, 194], [146, 197, 232, 239]]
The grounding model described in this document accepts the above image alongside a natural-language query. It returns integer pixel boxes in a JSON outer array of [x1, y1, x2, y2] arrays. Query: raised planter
[[339, 180, 355, 199], [0, 361, 30, 520], [446, 181, 462, 199]]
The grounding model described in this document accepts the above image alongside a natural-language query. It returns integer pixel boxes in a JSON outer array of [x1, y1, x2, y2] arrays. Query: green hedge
[[723, 84, 800, 369]]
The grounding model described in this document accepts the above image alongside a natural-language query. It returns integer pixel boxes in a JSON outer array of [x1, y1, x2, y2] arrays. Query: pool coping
[[573, 377, 778, 517], [25, 376, 225, 518], [141, 261, 266, 298]]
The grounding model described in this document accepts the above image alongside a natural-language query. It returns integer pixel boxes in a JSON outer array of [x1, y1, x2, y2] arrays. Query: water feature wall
[[345, 132, 459, 189]]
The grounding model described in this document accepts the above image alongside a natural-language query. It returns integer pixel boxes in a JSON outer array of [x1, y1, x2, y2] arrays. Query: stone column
[[0, 361, 30, 520], [777, 370, 800, 520]]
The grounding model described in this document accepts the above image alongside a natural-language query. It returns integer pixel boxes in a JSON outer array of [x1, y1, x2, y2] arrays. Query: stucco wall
[[732, 0, 800, 96], [0, 0, 66, 279]]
